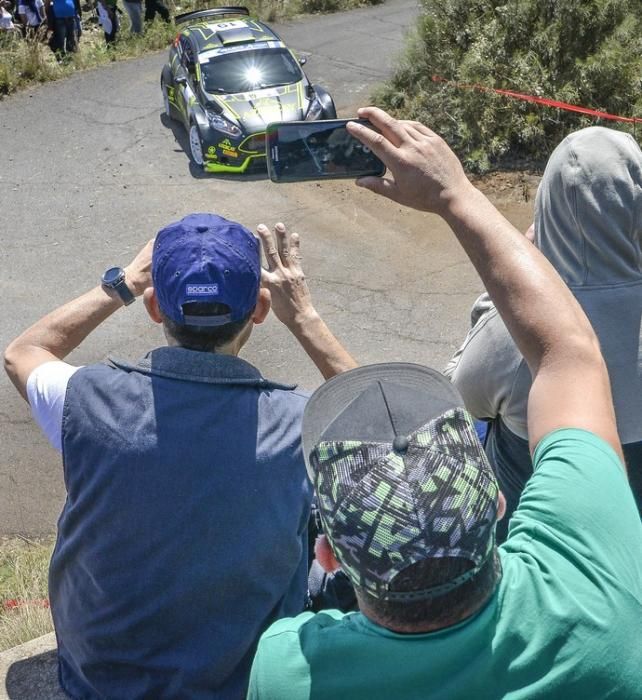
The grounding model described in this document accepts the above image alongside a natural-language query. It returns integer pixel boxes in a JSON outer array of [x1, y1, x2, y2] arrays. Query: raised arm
[[257, 223, 357, 380], [4, 240, 153, 401], [348, 107, 621, 460]]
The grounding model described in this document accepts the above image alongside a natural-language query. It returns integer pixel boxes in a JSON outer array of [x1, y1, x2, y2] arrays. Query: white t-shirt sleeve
[[26, 361, 81, 452]]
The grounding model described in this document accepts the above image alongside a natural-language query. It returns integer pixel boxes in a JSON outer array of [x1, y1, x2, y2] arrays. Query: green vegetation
[[0, 537, 54, 651], [0, 0, 382, 97], [376, 0, 642, 171]]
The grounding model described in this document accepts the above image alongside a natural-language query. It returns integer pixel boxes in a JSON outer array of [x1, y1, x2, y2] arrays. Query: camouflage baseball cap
[[302, 363, 499, 602]]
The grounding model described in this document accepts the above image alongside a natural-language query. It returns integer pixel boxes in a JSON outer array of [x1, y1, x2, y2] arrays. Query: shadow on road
[[4, 649, 66, 699], [159, 114, 270, 183]]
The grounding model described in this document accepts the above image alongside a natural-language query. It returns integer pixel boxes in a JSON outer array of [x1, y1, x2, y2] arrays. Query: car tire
[[189, 122, 205, 168], [161, 80, 176, 121], [321, 101, 337, 120], [312, 85, 337, 120]]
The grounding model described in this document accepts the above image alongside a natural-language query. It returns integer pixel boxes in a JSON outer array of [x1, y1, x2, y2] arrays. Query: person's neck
[[357, 593, 490, 635], [164, 337, 242, 356]]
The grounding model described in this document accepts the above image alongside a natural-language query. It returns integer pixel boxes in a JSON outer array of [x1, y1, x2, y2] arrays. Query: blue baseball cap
[[152, 213, 261, 327]]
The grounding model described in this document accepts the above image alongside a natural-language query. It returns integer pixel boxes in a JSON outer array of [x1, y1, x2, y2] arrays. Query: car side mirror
[[298, 56, 307, 66]]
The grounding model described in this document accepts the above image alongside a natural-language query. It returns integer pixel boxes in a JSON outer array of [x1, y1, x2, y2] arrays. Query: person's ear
[[143, 288, 163, 324], [252, 287, 271, 325], [497, 491, 507, 521], [314, 535, 341, 573]]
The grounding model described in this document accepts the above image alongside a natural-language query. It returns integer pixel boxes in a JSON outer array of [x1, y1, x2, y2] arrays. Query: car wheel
[[312, 85, 337, 120], [161, 81, 174, 120], [322, 102, 337, 119], [189, 123, 205, 167]]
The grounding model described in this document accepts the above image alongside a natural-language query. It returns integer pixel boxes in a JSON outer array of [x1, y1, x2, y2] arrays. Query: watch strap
[[113, 277, 136, 306]]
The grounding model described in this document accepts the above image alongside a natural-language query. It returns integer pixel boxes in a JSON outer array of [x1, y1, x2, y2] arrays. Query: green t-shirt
[[248, 430, 642, 699]]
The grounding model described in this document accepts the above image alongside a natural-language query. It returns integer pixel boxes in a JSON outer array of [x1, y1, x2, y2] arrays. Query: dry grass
[[0, 13, 179, 96], [0, 537, 55, 652], [0, 0, 382, 97]]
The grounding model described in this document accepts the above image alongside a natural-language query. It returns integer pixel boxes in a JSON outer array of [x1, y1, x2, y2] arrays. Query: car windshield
[[201, 48, 303, 93]]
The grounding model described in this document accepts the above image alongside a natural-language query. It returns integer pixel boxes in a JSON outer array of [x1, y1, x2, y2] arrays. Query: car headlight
[[305, 96, 323, 121], [207, 112, 242, 137]]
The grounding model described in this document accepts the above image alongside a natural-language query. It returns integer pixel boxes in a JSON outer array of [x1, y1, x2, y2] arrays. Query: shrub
[[375, 0, 642, 171], [300, 0, 382, 14]]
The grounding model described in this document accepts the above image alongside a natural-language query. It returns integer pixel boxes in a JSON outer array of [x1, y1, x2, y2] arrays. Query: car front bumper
[[203, 131, 266, 173]]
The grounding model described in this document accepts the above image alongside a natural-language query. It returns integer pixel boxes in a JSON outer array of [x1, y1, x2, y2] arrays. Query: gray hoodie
[[446, 125, 642, 526], [447, 126, 642, 444]]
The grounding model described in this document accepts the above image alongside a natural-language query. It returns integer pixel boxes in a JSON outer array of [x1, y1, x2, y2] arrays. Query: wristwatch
[[101, 267, 135, 306]]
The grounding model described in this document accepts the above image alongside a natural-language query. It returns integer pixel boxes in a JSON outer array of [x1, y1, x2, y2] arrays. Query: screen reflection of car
[[161, 6, 337, 173]]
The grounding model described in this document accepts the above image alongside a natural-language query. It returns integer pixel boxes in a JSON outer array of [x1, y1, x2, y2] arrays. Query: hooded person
[[445, 126, 642, 540]]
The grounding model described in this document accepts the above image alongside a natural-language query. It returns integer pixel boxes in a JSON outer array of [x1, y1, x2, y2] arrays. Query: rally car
[[161, 7, 337, 173]]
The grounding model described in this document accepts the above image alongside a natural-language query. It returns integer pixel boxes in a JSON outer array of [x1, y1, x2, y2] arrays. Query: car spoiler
[[175, 7, 250, 24]]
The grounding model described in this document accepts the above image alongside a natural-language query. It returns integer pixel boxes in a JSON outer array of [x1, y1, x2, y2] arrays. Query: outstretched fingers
[[289, 231, 302, 265], [257, 223, 282, 272], [274, 222, 290, 264], [346, 119, 397, 165], [356, 175, 399, 200], [356, 106, 409, 147]]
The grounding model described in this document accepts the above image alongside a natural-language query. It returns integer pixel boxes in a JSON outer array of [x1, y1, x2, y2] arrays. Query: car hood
[[213, 84, 308, 132]]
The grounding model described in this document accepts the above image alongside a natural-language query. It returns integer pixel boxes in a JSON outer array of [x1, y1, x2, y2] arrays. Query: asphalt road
[[0, 0, 532, 535]]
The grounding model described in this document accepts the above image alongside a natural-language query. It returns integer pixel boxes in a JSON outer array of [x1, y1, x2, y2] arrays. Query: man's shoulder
[[260, 609, 347, 642], [67, 361, 120, 381], [269, 386, 310, 407], [502, 428, 642, 595], [251, 612, 351, 700]]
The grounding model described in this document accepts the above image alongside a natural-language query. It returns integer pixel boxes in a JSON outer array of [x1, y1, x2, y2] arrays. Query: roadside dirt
[[473, 170, 542, 206]]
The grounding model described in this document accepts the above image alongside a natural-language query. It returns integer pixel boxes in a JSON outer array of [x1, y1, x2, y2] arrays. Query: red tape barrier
[[2, 598, 50, 611], [431, 75, 642, 124]]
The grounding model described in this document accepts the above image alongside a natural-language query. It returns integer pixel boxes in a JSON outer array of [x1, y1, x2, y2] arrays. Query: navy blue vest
[[51, 348, 312, 699]]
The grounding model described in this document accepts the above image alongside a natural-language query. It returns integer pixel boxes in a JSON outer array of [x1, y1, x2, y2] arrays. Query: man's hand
[[124, 238, 154, 297], [346, 106, 472, 214], [255, 222, 356, 380], [257, 223, 315, 328]]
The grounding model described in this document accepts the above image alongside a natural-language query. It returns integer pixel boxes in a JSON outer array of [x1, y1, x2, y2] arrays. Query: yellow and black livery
[[161, 7, 336, 173]]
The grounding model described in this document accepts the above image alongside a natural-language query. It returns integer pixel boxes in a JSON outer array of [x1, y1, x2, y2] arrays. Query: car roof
[[182, 16, 281, 54]]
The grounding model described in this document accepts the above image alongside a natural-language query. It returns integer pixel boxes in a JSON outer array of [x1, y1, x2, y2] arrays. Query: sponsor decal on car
[[212, 19, 246, 29], [198, 41, 273, 63]]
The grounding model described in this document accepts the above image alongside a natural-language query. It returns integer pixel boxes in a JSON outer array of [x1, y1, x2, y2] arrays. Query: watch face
[[102, 267, 124, 286]]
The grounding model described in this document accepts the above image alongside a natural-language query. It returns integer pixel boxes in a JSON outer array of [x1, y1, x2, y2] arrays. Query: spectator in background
[[248, 107, 642, 699], [47, 0, 77, 55], [122, 0, 141, 34], [0, 0, 18, 31], [96, 0, 118, 44], [17, 0, 45, 35], [4, 214, 355, 698], [73, 0, 80, 43], [446, 126, 642, 541], [144, 0, 168, 24]]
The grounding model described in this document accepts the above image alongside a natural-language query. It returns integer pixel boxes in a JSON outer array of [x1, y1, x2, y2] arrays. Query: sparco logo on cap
[[186, 284, 219, 295]]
